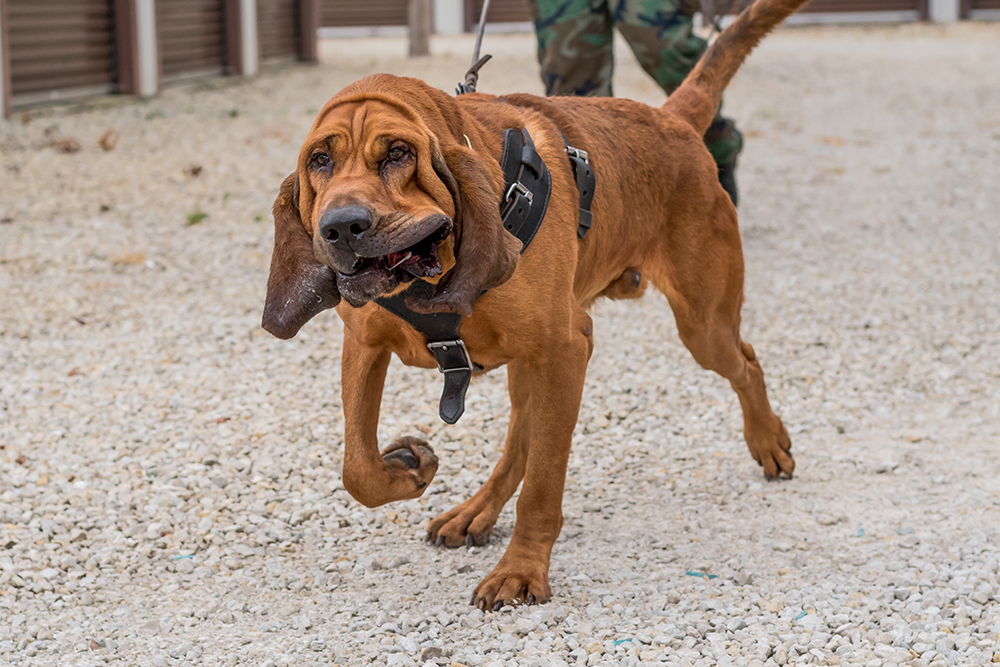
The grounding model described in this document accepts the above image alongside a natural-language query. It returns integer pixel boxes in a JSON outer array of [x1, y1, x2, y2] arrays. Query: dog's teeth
[[388, 252, 412, 270]]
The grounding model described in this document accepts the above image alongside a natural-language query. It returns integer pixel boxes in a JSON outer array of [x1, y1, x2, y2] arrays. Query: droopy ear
[[406, 143, 521, 316], [261, 174, 341, 339]]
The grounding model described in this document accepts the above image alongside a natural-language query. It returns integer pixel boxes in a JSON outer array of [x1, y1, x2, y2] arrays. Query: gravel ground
[[2, 22, 1000, 667]]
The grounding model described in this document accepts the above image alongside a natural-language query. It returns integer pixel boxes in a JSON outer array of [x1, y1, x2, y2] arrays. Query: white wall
[[930, 0, 960, 21], [434, 0, 464, 35], [136, 0, 159, 96], [241, 0, 258, 75]]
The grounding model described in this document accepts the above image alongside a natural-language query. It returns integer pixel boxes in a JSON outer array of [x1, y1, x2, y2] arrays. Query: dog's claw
[[435, 535, 445, 547], [465, 534, 474, 548], [492, 600, 503, 612], [527, 594, 536, 605]]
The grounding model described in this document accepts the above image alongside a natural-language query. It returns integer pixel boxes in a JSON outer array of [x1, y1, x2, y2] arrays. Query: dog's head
[[262, 75, 522, 339]]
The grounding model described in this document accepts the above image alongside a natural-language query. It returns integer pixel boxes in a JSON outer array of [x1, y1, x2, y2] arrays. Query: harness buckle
[[427, 339, 476, 374], [566, 146, 589, 163], [505, 181, 533, 206]]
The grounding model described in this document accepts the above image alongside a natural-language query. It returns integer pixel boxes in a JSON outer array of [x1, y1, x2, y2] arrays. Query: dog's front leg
[[426, 359, 533, 547], [472, 317, 593, 610], [340, 331, 438, 508]]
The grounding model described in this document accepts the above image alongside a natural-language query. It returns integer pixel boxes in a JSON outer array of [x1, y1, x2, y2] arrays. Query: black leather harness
[[375, 127, 595, 423]]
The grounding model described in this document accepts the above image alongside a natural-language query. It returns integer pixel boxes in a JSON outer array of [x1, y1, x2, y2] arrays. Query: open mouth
[[335, 217, 452, 306], [354, 219, 451, 282]]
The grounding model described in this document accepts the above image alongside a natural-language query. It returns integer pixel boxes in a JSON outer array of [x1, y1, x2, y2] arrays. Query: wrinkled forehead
[[304, 96, 430, 152]]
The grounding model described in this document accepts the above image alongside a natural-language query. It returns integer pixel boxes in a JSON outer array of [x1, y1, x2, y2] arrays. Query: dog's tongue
[[386, 251, 409, 269], [384, 247, 441, 278]]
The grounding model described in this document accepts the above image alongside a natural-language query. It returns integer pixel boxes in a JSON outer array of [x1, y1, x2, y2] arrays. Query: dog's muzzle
[[313, 209, 453, 307], [316, 205, 373, 274]]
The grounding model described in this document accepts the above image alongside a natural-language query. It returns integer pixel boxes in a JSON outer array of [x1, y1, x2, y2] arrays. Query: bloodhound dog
[[263, 0, 806, 608]]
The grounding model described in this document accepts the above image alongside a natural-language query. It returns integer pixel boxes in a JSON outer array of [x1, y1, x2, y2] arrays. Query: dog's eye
[[310, 152, 331, 169], [387, 146, 408, 162]]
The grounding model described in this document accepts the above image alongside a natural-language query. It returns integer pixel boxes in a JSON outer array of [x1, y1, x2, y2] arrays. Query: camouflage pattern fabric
[[526, 0, 742, 166]]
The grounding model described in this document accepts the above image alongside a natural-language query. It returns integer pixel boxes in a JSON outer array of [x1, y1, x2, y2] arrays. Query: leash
[[456, 0, 493, 94]]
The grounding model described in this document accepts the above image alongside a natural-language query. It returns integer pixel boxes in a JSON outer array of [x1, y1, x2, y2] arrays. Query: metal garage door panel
[[321, 0, 407, 27], [7, 0, 114, 96], [800, 0, 919, 11], [469, 0, 922, 28], [258, 0, 299, 60], [717, 0, 923, 14], [158, 0, 226, 78]]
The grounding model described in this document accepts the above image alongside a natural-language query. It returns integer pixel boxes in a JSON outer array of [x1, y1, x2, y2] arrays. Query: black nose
[[318, 206, 372, 247]]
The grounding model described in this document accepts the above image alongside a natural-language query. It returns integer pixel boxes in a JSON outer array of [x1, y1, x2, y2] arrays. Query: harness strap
[[566, 145, 595, 238], [375, 128, 552, 423], [376, 281, 476, 424], [498, 128, 552, 249], [375, 127, 596, 423]]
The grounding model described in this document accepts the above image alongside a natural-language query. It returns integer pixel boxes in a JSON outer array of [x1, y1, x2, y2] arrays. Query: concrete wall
[[434, 0, 464, 35], [135, 0, 159, 96], [930, 0, 961, 21]]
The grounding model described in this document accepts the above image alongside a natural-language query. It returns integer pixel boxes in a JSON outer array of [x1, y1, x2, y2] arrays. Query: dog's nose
[[318, 206, 372, 247]]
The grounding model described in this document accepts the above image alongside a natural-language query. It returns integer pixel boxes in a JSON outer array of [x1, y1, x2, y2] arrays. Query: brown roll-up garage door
[[158, 0, 226, 79], [6, 0, 115, 97], [718, 0, 925, 15], [800, 0, 922, 11], [465, 0, 531, 30], [258, 0, 299, 60], [961, 0, 1000, 18], [321, 0, 407, 27], [458, 0, 926, 29]]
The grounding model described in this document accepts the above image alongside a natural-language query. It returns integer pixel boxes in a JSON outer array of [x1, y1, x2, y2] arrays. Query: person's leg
[[704, 115, 742, 206], [527, 0, 615, 96], [616, 0, 742, 203]]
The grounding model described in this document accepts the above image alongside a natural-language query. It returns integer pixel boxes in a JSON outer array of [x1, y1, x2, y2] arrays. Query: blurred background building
[[0, 0, 994, 119]]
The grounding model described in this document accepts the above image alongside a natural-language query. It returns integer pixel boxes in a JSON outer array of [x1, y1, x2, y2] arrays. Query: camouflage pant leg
[[615, 0, 742, 165], [527, 0, 743, 165], [526, 0, 615, 97]]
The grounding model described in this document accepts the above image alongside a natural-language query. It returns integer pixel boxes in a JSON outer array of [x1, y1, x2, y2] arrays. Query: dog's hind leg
[[426, 359, 534, 548], [649, 199, 794, 479]]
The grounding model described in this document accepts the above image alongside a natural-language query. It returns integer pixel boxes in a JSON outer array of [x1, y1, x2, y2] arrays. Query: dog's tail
[[662, 0, 809, 135]]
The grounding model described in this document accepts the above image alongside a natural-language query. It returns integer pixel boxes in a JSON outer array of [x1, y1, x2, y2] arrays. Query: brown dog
[[263, 0, 805, 609]]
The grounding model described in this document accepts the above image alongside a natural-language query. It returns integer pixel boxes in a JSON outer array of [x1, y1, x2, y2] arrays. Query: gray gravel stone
[[1, 22, 999, 667]]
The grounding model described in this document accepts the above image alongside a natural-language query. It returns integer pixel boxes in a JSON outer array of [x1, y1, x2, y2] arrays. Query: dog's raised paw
[[379, 436, 438, 496], [383, 447, 420, 469]]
